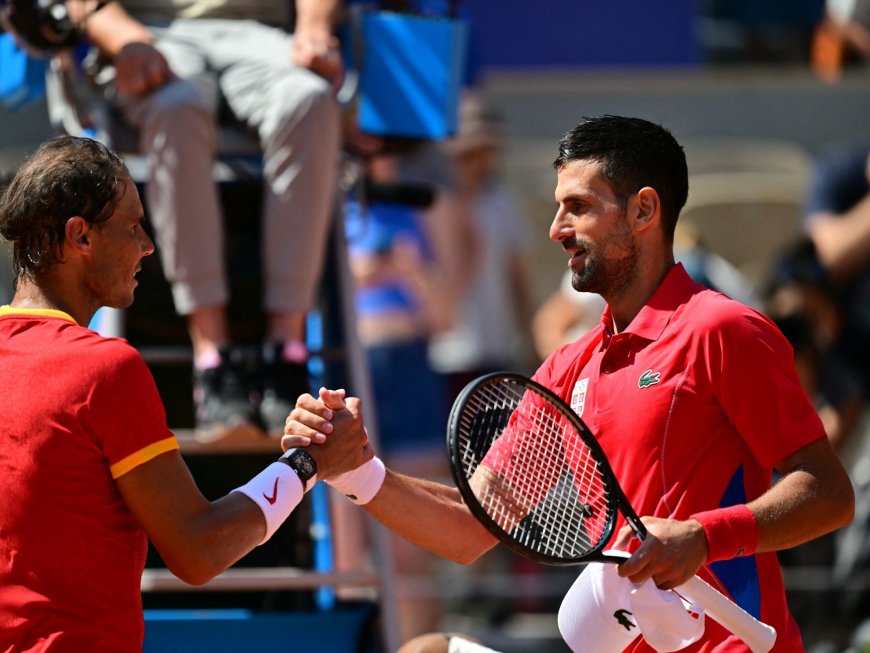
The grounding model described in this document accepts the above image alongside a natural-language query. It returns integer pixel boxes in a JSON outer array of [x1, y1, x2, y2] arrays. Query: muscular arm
[[116, 410, 372, 585], [753, 435, 854, 551], [116, 451, 264, 586], [363, 470, 498, 565], [618, 436, 855, 589]]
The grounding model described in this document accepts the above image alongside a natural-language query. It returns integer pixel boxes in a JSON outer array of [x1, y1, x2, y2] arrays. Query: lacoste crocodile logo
[[614, 608, 636, 631], [638, 369, 661, 389], [264, 478, 280, 505]]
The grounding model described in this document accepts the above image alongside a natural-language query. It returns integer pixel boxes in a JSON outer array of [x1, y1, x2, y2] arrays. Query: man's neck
[[608, 257, 675, 333], [11, 278, 90, 326]]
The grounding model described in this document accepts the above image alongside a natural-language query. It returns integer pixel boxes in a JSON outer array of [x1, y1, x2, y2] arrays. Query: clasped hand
[[281, 388, 372, 481]]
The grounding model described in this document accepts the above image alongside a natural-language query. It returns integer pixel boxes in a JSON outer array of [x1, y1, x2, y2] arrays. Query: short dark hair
[[0, 135, 129, 280], [554, 115, 688, 241]]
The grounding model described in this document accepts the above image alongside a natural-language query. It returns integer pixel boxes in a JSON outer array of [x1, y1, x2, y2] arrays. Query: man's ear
[[632, 187, 661, 233], [65, 216, 92, 254]]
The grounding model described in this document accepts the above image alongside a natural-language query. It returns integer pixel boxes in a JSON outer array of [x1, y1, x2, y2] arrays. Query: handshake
[[281, 387, 386, 505]]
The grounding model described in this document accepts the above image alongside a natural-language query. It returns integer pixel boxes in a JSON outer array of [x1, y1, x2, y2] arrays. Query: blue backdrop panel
[[356, 12, 468, 139], [462, 0, 699, 69], [143, 604, 379, 653]]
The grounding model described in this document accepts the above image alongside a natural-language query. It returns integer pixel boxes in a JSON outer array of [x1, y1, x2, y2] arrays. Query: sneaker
[[259, 342, 311, 435], [193, 346, 259, 433]]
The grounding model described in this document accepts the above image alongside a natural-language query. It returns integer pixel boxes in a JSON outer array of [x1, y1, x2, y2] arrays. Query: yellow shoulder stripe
[[110, 436, 180, 479], [0, 305, 77, 323]]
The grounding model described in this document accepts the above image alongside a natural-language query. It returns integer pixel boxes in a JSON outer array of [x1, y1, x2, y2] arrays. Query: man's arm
[[807, 192, 870, 282], [363, 470, 498, 564], [617, 436, 854, 589], [292, 0, 343, 84], [285, 389, 499, 565], [116, 451, 263, 585], [81, 1, 173, 97], [116, 415, 372, 585]]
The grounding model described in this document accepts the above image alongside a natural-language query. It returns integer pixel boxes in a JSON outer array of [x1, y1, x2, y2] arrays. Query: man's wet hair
[[0, 136, 129, 279]]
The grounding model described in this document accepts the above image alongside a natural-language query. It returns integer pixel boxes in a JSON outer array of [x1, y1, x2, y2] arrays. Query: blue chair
[[0, 32, 46, 110]]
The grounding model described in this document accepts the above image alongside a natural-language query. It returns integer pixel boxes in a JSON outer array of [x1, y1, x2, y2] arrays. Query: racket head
[[447, 372, 624, 565]]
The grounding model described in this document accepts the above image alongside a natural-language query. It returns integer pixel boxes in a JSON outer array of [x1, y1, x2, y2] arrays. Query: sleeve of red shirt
[[83, 340, 178, 473], [704, 307, 826, 468]]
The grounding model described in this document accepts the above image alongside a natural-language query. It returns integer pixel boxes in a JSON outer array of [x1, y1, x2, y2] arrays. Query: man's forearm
[[82, 1, 153, 57], [294, 0, 341, 34], [363, 469, 498, 565], [750, 438, 854, 553]]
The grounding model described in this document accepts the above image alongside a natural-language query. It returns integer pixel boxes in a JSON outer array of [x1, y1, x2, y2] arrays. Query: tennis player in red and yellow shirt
[[0, 136, 371, 652]]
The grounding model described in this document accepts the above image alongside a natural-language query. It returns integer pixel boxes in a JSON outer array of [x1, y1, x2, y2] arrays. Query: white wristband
[[232, 462, 304, 544], [325, 456, 386, 505]]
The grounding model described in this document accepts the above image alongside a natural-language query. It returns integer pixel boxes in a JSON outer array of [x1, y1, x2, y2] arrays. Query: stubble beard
[[570, 233, 638, 301]]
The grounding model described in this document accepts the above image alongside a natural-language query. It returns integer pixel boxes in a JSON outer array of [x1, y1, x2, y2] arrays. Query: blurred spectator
[[765, 239, 865, 452], [428, 98, 536, 398], [344, 139, 473, 642], [81, 0, 344, 436], [811, 0, 870, 80], [764, 240, 867, 648], [532, 272, 606, 361], [802, 141, 870, 391], [795, 141, 870, 640], [345, 143, 470, 461]]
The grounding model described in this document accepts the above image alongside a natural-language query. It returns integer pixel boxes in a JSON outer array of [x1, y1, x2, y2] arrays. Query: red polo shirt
[[0, 307, 179, 652], [534, 264, 823, 653]]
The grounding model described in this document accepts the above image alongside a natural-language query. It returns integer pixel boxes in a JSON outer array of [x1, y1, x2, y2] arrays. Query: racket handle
[[678, 575, 776, 653]]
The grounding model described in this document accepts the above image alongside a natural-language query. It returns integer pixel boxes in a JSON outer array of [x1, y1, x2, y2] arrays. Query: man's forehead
[[114, 176, 144, 218], [555, 159, 610, 195]]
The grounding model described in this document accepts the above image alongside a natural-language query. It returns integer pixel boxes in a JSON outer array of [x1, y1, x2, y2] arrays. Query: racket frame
[[447, 371, 645, 566]]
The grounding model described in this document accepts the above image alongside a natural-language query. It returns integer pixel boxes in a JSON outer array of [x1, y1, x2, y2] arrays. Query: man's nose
[[549, 209, 571, 243], [140, 231, 156, 257]]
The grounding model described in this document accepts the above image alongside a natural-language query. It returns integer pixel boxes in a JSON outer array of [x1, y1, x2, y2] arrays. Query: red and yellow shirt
[[0, 307, 178, 652]]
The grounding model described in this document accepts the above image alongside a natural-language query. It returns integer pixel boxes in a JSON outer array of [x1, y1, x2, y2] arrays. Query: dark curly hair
[[554, 115, 688, 242], [0, 135, 129, 281]]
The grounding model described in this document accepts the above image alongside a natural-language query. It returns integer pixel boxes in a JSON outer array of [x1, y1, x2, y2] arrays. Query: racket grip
[[678, 575, 776, 653]]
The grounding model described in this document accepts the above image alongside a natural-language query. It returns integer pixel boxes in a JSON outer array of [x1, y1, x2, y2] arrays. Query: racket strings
[[523, 399, 609, 556], [457, 379, 613, 559]]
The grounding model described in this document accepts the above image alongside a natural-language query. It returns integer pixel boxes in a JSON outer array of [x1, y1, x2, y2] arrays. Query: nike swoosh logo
[[263, 478, 279, 505]]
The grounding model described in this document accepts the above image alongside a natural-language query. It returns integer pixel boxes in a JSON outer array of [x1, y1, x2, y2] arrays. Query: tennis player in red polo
[[284, 115, 854, 652]]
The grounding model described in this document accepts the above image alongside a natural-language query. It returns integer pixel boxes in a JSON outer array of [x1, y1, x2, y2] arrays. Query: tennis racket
[[447, 372, 777, 653]]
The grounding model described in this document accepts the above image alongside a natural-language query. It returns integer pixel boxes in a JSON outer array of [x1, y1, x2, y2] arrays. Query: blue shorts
[[366, 338, 446, 455]]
